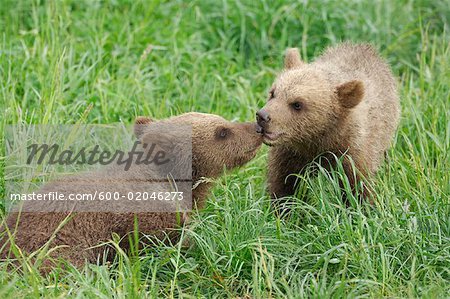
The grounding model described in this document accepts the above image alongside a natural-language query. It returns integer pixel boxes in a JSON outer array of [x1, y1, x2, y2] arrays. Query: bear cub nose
[[256, 109, 271, 127], [256, 109, 271, 134]]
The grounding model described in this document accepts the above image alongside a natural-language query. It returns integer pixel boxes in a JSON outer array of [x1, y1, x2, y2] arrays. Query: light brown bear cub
[[256, 43, 400, 202], [1, 113, 262, 271]]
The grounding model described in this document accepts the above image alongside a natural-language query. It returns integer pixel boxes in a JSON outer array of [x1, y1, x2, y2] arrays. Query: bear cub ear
[[134, 116, 153, 138], [336, 80, 364, 109], [284, 48, 304, 70]]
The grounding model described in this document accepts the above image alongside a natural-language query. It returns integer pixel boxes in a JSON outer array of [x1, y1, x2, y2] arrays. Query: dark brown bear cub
[[1, 113, 262, 272], [256, 43, 400, 203]]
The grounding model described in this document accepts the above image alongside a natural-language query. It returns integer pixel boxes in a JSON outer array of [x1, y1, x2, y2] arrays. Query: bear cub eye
[[291, 102, 303, 111], [216, 127, 230, 139]]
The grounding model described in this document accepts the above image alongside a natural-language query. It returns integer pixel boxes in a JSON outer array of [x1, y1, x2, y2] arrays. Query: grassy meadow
[[0, 0, 449, 297]]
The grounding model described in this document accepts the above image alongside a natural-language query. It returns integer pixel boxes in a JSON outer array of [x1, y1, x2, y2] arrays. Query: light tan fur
[[256, 43, 400, 201]]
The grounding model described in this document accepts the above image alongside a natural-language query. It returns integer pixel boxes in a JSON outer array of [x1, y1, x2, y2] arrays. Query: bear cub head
[[135, 112, 263, 181], [256, 48, 365, 147]]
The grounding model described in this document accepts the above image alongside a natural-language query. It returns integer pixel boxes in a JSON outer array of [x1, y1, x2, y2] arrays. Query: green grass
[[0, 0, 449, 297]]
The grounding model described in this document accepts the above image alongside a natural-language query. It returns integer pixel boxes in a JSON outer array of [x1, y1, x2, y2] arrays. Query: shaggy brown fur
[[256, 43, 400, 202], [1, 113, 262, 272]]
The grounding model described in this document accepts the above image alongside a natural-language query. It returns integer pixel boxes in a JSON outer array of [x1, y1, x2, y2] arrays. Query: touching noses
[[256, 109, 270, 133]]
